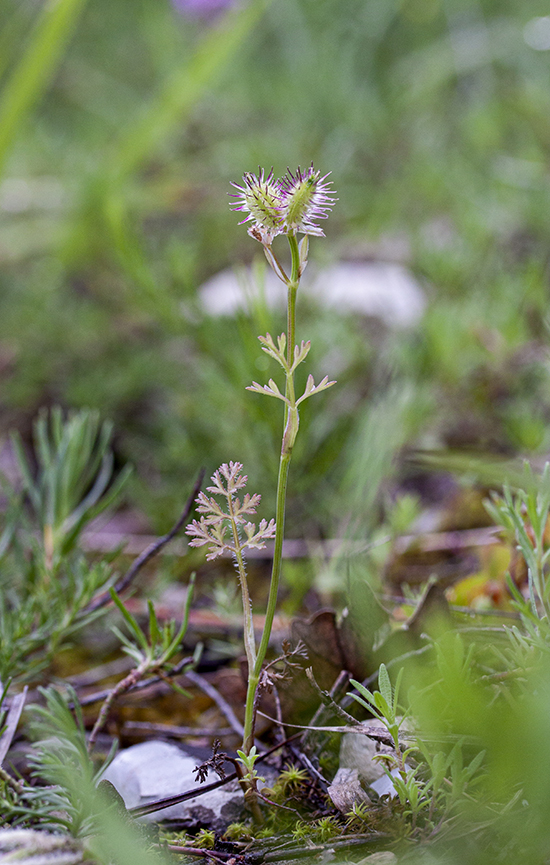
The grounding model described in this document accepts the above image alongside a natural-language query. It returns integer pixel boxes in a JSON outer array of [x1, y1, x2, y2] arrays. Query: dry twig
[[183, 669, 246, 742], [83, 469, 205, 614]]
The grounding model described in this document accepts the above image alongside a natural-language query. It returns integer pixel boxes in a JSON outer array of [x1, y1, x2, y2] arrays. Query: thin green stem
[[286, 233, 300, 366], [242, 232, 301, 756], [243, 449, 292, 753], [257, 452, 292, 667], [227, 495, 256, 675], [280, 233, 300, 456]]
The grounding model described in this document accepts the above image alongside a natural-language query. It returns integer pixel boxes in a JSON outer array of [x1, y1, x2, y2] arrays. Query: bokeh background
[[2, 0, 550, 548]]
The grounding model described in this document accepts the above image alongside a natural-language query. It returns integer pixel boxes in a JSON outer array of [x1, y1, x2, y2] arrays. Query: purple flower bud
[[279, 164, 337, 237], [229, 168, 286, 243], [171, 0, 234, 20], [230, 165, 336, 243]]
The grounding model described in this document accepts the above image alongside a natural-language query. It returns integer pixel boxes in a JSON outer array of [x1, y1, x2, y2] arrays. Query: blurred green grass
[[1, 0, 550, 534]]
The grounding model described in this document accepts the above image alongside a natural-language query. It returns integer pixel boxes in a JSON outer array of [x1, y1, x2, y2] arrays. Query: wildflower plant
[[187, 165, 336, 788]]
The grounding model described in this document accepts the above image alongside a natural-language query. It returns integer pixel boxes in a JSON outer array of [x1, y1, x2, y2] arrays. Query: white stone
[[327, 767, 370, 813], [338, 723, 413, 799], [338, 722, 392, 786], [102, 740, 243, 827], [370, 765, 412, 798], [0, 830, 83, 865], [198, 261, 425, 328], [311, 262, 425, 327], [198, 266, 282, 316]]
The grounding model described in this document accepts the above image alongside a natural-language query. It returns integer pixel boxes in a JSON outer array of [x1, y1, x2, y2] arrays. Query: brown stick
[[73, 654, 194, 707], [184, 670, 245, 741], [165, 846, 242, 862], [129, 733, 302, 818], [82, 468, 204, 615], [88, 664, 148, 751], [122, 721, 234, 739], [130, 770, 240, 817]]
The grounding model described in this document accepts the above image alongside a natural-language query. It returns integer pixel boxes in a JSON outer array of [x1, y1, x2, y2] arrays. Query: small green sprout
[[235, 745, 266, 786], [291, 820, 312, 842], [193, 829, 216, 849], [314, 816, 341, 842], [345, 801, 371, 830], [223, 822, 253, 841], [277, 763, 309, 794], [255, 827, 275, 839], [87, 575, 196, 751], [292, 816, 341, 843]]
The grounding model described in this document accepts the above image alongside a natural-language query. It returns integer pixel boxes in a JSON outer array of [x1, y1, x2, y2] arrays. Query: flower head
[[229, 168, 285, 243], [230, 164, 336, 243], [279, 164, 337, 237]]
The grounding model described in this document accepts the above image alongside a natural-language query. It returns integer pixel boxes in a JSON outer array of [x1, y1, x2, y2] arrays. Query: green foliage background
[[1, 0, 550, 534], [4, 4, 550, 859]]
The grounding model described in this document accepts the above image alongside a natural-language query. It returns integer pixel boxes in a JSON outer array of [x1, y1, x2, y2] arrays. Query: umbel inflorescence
[[229, 164, 336, 245]]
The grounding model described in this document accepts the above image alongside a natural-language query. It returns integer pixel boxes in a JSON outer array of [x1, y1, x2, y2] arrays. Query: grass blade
[[0, 0, 89, 179], [107, 0, 269, 182]]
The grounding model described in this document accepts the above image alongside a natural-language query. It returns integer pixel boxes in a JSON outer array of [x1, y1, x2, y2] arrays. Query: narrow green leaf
[[107, 0, 268, 182], [465, 749, 486, 780], [0, 0, 88, 179], [164, 572, 196, 661], [392, 667, 404, 714], [110, 625, 139, 655], [148, 601, 161, 648], [378, 663, 393, 707], [373, 692, 391, 718], [349, 679, 375, 705], [10, 432, 41, 513], [109, 589, 148, 651]]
